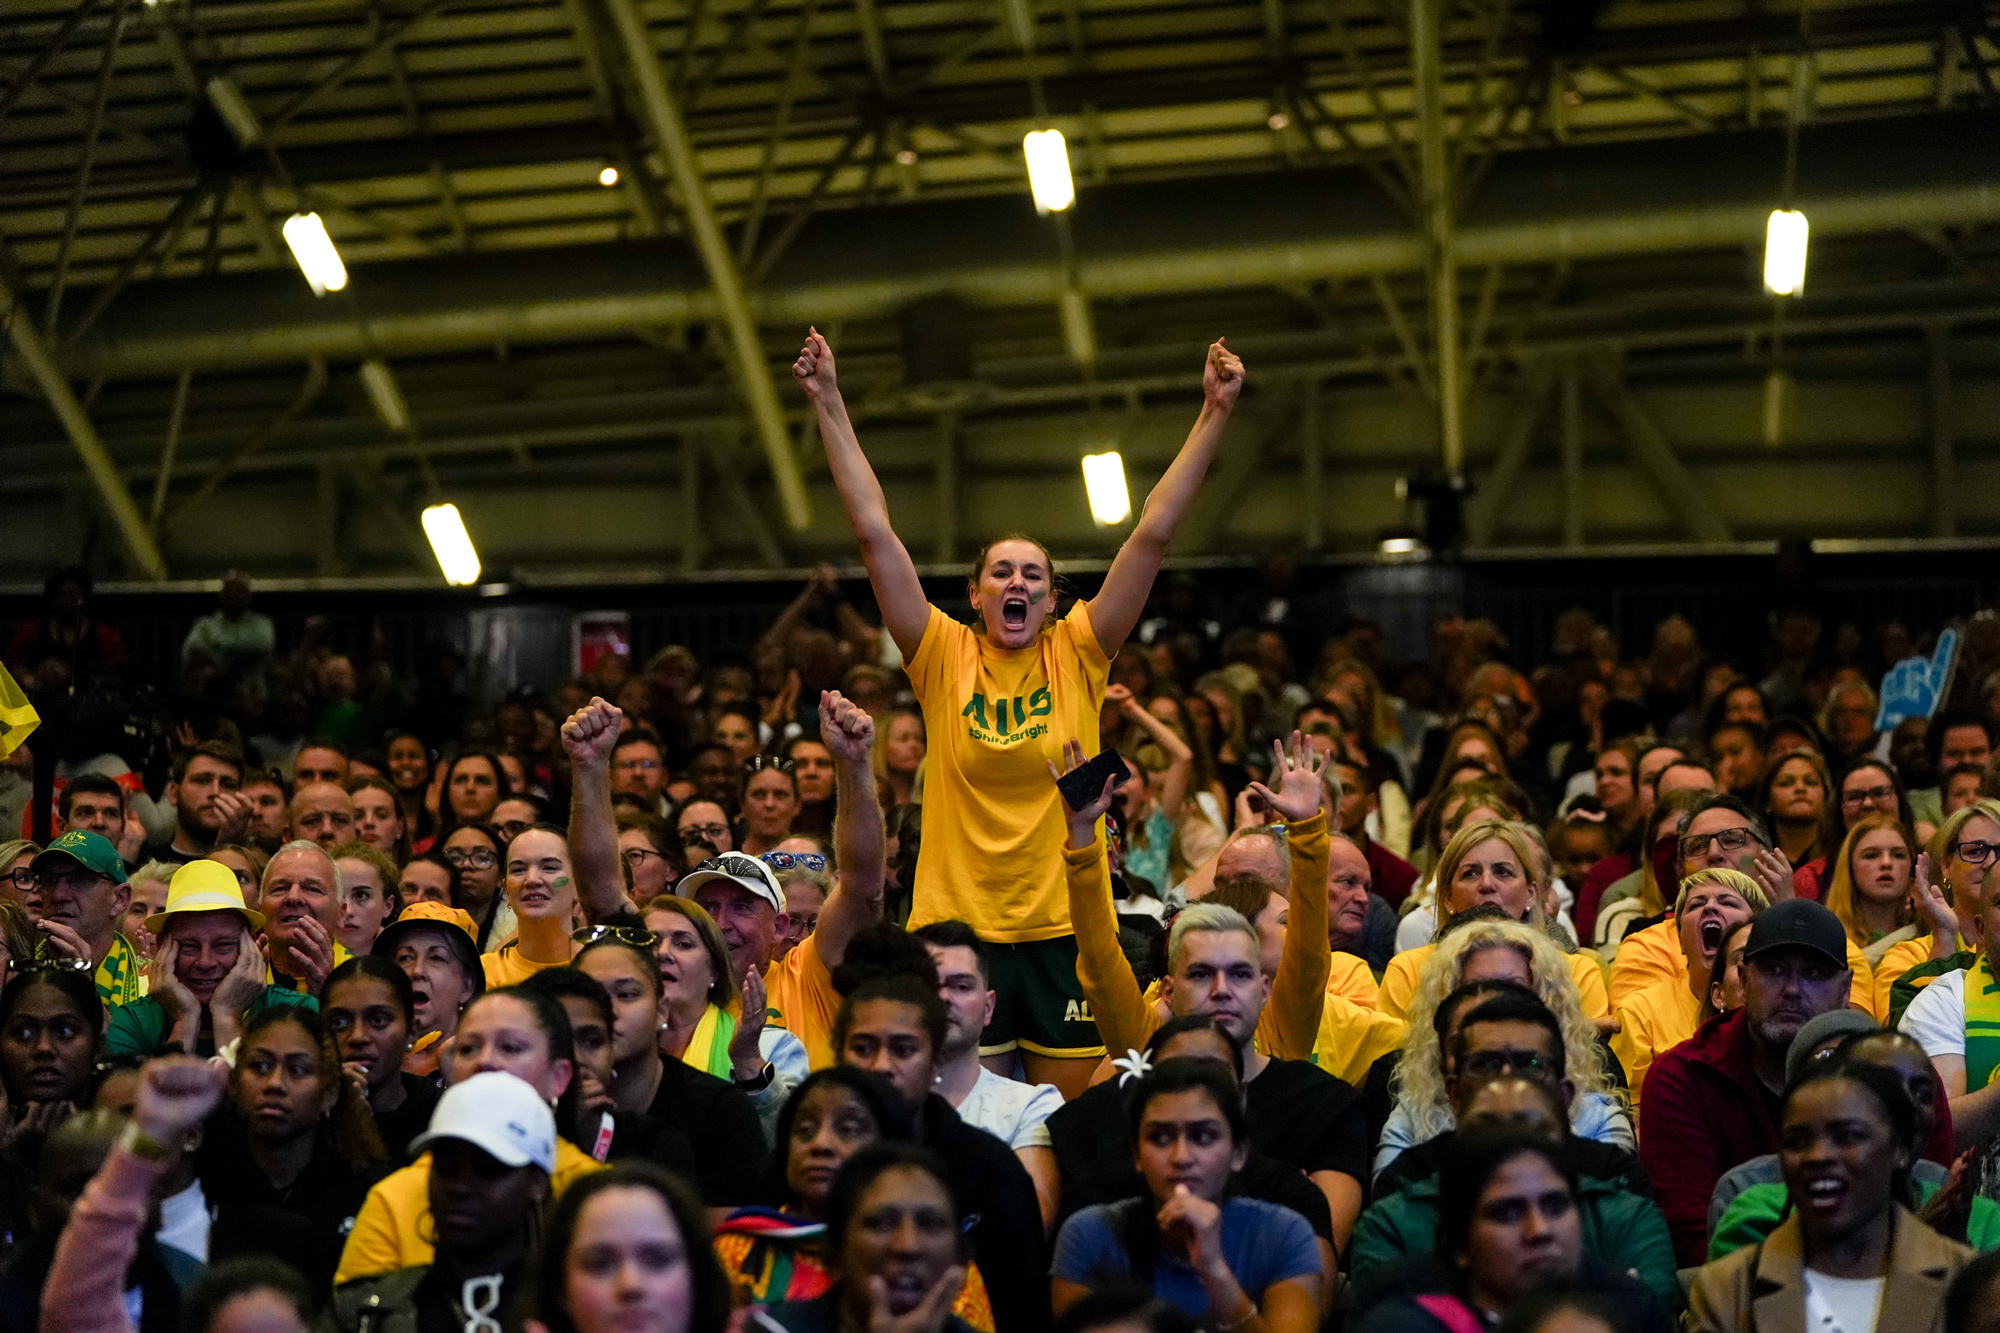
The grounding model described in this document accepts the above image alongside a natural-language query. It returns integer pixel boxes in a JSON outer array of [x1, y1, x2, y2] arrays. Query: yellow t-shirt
[[767, 935, 840, 1070], [335, 1136, 603, 1283], [906, 604, 1109, 942], [1610, 976, 1703, 1104], [1378, 942, 1609, 1024], [1326, 952, 1380, 1008], [1609, 917, 1876, 1018], [481, 943, 566, 988], [1310, 992, 1406, 1087], [1871, 935, 1936, 1021]]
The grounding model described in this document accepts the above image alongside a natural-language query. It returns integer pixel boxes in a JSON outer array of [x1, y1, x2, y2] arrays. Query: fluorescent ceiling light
[[1379, 536, 1423, 555], [1080, 451, 1131, 525], [421, 503, 482, 586], [205, 76, 263, 147], [282, 212, 347, 296], [1023, 129, 1074, 214], [359, 359, 411, 433], [1763, 209, 1808, 296]]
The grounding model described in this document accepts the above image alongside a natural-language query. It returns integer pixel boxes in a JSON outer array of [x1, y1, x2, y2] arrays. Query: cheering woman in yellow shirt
[[793, 327, 1245, 1097]]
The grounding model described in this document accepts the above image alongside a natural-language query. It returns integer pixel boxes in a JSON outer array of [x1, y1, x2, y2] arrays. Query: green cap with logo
[[31, 829, 129, 885]]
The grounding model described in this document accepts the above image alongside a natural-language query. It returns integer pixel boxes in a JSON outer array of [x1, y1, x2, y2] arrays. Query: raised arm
[[1052, 741, 1156, 1056], [1109, 683, 1193, 821], [793, 330, 930, 658], [811, 690, 884, 971], [1250, 734, 1331, 1062], [1085, 340, 1244, 655], [561, 697, 631, 921]]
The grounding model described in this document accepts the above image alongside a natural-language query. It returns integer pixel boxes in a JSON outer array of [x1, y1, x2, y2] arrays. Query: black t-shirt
[[646, 1057, 767, 1206], [373, 1073, 443, 1166], [198, 1115, 390, 1291], [1242, 1057, 1369, 1185]]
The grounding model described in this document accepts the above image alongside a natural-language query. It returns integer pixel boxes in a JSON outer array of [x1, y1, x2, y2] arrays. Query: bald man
[[289, 782, 356, 850]]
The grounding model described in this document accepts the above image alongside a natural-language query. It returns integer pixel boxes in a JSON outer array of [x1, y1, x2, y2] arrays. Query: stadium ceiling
[[2, 0, 1998, 580]]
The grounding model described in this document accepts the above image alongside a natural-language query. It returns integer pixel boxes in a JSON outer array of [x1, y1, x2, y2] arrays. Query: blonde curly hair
[[1391, 917, 1617, 1146]]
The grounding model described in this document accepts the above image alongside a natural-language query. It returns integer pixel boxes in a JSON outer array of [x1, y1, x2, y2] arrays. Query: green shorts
[[976, 934, 1105, 1060]]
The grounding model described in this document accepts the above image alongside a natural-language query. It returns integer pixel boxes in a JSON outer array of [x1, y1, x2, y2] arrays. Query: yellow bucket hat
[[146, 859, 268, 935]]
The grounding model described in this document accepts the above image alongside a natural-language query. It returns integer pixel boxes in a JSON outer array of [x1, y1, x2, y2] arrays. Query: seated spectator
[[371, 901, 482, 1079], [617, 809, 684, 900], [676, 799, 737, 859], [532, 1162, 733, 1333], [482, 825, 589, 986], [30, 830, 143, 1007], [335, 987, 605, 1283], [1900, 798, 2000, 1157], [440, 823, 510, 951], [1380, 918, 1629, 1178], [711, 1067, 996, 1328], [1352, 1126, 1672, 1333], [106, 861, 315, 1059], [1755, 749, 1839, 879], [1353, 986, 1674, 1309], [1943, 763, 1986, 820], [1910, 712, 1995, 829], [258, 840, 348, 994], [1710, 1025, 1992, 1256], [320, 955, 439, 1162], [329, 841, 397, 957], [0, 965, 101, 1147], [831, 934, 1049, 1332], [285, 781, 354, 851], [238, 770, 289, 847], [1687, 1059, 1975, 1333], [1379, 821, 1609, 1026], [199, 1006, 387, 1289], [742, 756, 801, 856], [1394, 778, 1525, 952], [0, 839, 39, 920], [1640, 900, 1863, 1265], [329, 1072, 555, 1332], [1824, 815, 1957, 1013], [1330, 755, 1420, 910], [570, 933, 769, 1206], [1611, 869, 1766, 1100], [1053, 1018, 1333, 1248], [395, 850, 455, 911], [758, 1143, 976, 1333], [121, 861, 170, 959], [346, 776, 409, 862], [38, 1058, 225, 1333], [58, 773, 142, 868], [293, 740, 351, 789], [1591, 788, 1707, 958], [1050, 1058, 1321, 1331], [145, 743, 249, 868], [914, 920, 1063, 1227]]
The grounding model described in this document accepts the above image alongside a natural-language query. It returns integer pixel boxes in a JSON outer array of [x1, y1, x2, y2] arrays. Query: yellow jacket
[[1070, 810, 1330, 1063], [334, 1137, 604, 1284], [1378, 943, 1609, 1023]]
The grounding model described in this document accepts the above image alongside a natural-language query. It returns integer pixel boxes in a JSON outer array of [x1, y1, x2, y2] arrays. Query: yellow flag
[[0, 663, 38, 760]]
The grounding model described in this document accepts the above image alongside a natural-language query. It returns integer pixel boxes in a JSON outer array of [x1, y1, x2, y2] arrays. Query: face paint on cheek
[[1027, 589, 1048, 604], [553, 877, 570, 888]]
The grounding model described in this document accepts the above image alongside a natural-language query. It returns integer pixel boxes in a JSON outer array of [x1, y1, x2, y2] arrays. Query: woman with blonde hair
[[1379, 819, 1611, 1025], [640, 895, 754, 1082], [0, 839, 39, 918], [1393, 776, 1526, 952], [1868, 799, 1991, 1019], [1610, 868, 1766, 1101], [1823, 814, 1925, 960], [1377, 916, 1627, 1176]]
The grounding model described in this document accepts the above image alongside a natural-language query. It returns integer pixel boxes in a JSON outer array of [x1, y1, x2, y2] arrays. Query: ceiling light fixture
[[205, 76, 263, 148], [598, 165, 619, 186], [359, 359, 411, 433], [281, 212, 347, 295], [1763, 209, 1809, 296], [1022, 129, 1074, 214], [1080, 451, 1131, 525], [421, 503, 482, 586], [1267, 111, 1290, 130]]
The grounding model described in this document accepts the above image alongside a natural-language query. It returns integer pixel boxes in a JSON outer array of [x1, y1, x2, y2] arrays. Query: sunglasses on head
[[744, 755, 795, 775], [760, 851, 826, 872], [572, 924, 660, 948]]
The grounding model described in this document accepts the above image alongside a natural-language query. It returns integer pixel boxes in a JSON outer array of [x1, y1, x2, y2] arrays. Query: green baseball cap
[[31, 829, 128, 885]]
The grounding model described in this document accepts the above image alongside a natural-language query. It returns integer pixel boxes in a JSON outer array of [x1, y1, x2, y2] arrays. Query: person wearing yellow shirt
[[795, 326, 1245, 1100], [1326, 836, 1383, 1008], [1611, 868, 1764, 1103], [257, 840, 352, 994], [1822, 813, 1965, 1018], [335, 986, 604, 1283], [481, 825, 586, 988], [1378, 820, 1609, 1025]]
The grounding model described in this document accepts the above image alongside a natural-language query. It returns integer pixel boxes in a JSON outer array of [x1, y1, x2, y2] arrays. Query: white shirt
[[156, 1178, 212, 1262], [952, 1067, 1062, 1150], [1899, 967, 1968, 1059], [1803, 1270, 1883, 1333]]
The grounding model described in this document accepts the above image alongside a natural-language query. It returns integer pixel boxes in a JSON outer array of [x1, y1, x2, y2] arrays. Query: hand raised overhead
[[793, 328, 839, 403]]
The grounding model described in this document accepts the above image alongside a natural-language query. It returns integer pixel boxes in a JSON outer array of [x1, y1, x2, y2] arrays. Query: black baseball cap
[[1742, 899, 1847, 969]]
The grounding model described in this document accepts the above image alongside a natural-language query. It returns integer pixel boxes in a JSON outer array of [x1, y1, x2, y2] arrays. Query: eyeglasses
[[614, 758, 662, 773], [1679, 826, 1764, 859], [679, 823, 731, 844], [1458, 1048, 1557, 1081], [22, 954, 93, 975], [572, 924, 659, 948], [760, 851, 826, 872], [1949, 840, 2000, 867], [1841, 784, 1896, 808], [443, 847, 498, 869], [1, 869, 33, 891], [744, 755, 795, 775], [622, 847, 666, 867]]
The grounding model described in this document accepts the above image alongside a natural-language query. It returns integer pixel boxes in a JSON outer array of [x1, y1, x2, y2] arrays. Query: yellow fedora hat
[[145, 859, 268, 935]]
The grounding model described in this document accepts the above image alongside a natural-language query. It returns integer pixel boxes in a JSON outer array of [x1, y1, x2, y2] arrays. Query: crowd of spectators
[[10, 434, 2000, 1330]]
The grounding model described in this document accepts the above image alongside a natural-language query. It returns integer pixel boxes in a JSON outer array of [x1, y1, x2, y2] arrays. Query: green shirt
[[1890, 949, 1977, 1028], [103, 986, 317, 1059], [1711, 1178, 2000, 1258]]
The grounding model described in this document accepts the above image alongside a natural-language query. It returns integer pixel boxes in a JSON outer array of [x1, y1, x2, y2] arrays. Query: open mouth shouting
[[1001, 596, 1029, 631], [1700, 917, 1726, 955]]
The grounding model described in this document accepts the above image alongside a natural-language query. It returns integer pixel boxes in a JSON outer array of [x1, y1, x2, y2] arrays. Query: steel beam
[[150, 368, 192, 528], [1560, 358, 1583, 547], [1409, 0, 1463, 475], [604, 0, 813, 530], [1463, 364, 1555, 546], [1588, 359, 1732, 542], [0, 260, 167, 579], [165, 357, 329, 532], [1927, 323, 1955, 538]]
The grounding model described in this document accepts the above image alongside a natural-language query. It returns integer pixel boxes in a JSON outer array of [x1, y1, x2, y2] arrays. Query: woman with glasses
[[675, 799, 737, 859], [794, 328, 1244, 1102], [618, 811, 684, 900], [742, 756, 801, 857], [0, 840, 38, 920], [0, 963, 101, 1148], [1796, 758, 1933, 903], [440, 823, 511, 952]]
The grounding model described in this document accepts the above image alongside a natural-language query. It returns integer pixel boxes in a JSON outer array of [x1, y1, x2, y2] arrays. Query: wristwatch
[[733, 1061, 775, 1092]]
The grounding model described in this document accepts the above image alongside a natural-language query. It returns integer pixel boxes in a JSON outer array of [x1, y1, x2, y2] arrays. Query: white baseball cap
[[409, 1071, 555, 1175], [677, 851, 785, 914]]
